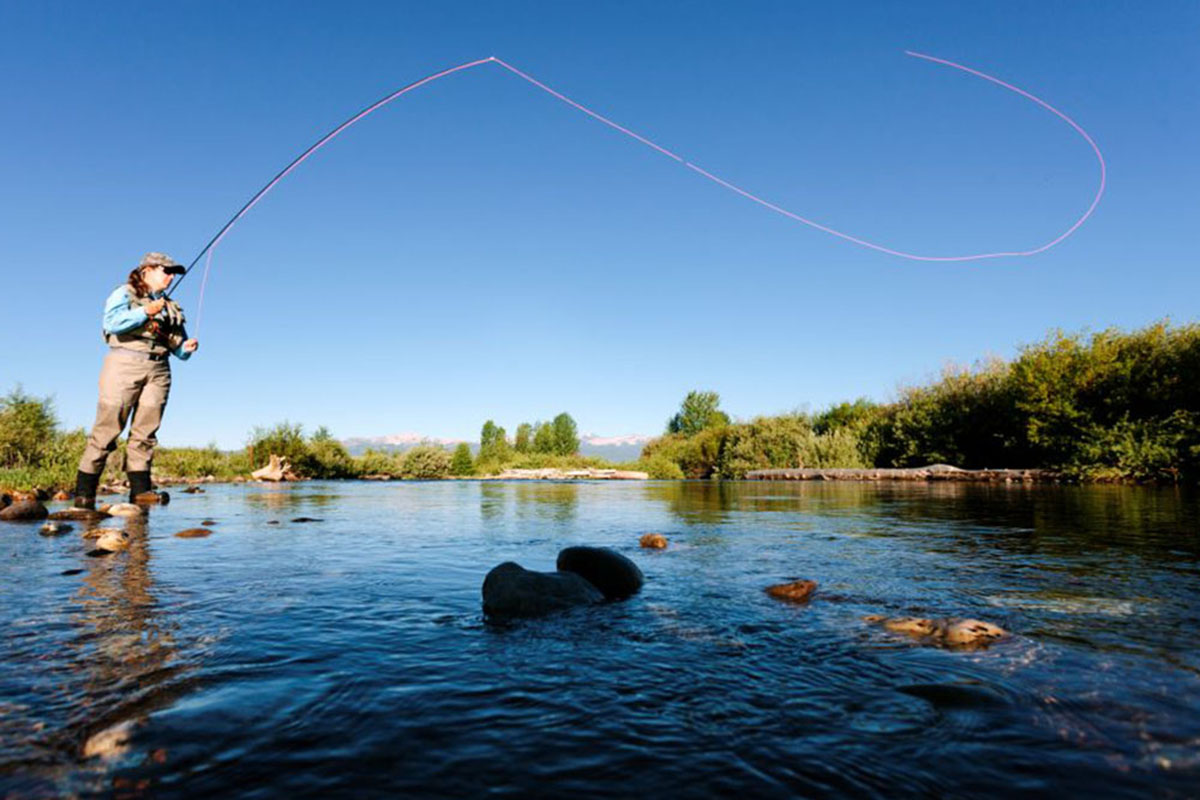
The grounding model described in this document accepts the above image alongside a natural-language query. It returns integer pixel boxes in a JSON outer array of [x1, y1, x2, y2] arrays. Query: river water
[[2, 481, 1198, 798]]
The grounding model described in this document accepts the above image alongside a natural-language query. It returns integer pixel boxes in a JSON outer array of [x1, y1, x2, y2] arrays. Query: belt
[[109, 347, 168, 362]]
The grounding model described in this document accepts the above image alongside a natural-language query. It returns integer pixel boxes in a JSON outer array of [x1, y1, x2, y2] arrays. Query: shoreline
[[745, 465, 1062, 483]]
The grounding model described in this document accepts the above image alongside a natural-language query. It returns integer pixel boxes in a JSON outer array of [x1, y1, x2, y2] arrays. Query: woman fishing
[[74, 252, 199, 508]]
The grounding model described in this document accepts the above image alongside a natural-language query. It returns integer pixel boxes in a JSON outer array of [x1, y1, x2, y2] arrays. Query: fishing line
[[171, 51, 1106, 330]]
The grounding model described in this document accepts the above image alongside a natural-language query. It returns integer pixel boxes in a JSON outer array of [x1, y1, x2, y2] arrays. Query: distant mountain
[[341, 432, 463, 456], [341, 432, 653, 462], [577, 434, 654, 462]]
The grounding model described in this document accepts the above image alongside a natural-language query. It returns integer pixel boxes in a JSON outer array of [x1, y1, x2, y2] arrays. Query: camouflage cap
[[138, 252, 186, 274]]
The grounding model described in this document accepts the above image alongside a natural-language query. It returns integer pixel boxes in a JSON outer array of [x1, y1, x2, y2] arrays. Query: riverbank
[[746, 465, 1063, 483]]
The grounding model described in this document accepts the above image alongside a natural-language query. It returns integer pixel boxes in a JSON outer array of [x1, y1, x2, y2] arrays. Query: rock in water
[[174, 528, 213, 539], [39, 521, 72, 536], [182, 486, 204, 494], [0, 500, 49, 521], [942, 618, 1008, 647], [51, 490, 71, 502], [84, 526, 122, 540], [103, 503, 145, 518], [765, 579, 818, 604], [133, 491, 169, 506], [49, 508, 110, 522], [639, 533, 669, 549], [95, 529, 130, 553], [482, 562, 605, 617], [556, 546, 644, 600], [863, 615, 1008, 649]]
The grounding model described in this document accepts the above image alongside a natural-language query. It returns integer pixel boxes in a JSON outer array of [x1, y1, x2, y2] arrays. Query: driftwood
[[251, 454, 300, 482], [745, 464, 1061, 483]]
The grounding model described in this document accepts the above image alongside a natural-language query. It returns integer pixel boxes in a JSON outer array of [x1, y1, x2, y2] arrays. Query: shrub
[[638, 453, 685, 480], [450, 443, 474, 476], [0, 387, 58, 468], [355, 449, 400, 476], [399, 444, 452, 479]]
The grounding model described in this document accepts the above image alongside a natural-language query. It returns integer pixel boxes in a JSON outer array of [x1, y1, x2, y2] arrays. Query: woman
[[75, 252, 199, 507]]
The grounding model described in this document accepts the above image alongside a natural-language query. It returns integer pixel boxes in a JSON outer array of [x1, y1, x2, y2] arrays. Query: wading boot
[[73, 470, 100, 510], [128, 470, 158, 505]]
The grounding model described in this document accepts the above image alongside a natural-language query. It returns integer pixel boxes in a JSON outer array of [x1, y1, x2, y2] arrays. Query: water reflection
[[480, 482, 506, 523], [3, 481, 1199, 797], [513, 482, 578, 524]]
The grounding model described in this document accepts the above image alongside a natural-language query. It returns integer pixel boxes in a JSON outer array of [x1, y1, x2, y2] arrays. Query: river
[[3, 481, 1198, 797]]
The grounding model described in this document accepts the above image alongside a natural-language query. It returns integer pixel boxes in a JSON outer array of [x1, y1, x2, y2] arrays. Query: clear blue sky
[[2, 1, 1197, 448]]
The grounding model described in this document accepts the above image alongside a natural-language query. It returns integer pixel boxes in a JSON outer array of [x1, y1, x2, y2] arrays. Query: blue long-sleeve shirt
[[102, 286, 192, 360]]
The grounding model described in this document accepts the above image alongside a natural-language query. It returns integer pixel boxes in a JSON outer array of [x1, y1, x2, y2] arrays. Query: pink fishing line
[[191, 50, 1105, 320]]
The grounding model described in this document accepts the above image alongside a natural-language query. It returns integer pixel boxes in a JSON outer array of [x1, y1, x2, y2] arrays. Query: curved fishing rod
[[170, 50, 1105, 306], [168, 56, 494, 298]]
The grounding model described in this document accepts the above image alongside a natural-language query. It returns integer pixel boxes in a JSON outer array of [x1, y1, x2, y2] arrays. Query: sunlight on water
[[2, 481, 1198, 796]]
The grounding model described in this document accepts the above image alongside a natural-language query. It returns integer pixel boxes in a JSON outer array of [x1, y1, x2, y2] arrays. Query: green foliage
[[398, 444, 452, 479], [248, 421, 309, 471], [307, 436, 356, 479], [636, 453, 685, 480], [666, 390, 730, 436], [0, 387, 59, 468], [478, 420, 510, 463], [450, 442, 474, 476], [550, 412, 579, 456], [357, 448, 401, 476], [514, 423, 532, 453], [532, 421, 555, 454], [860, 321, 1200, 480]]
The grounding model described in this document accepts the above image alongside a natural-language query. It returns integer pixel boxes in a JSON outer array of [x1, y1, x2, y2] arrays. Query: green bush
[[399, 444, 452, 479], [0, 387, 59, 468], [637, 453, 685, 480], [450, 443, 474, 476], [355, 449, 400, 476]]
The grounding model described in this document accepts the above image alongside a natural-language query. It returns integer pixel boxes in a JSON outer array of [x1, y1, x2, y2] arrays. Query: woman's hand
[[183, 339, 199, 353], [144, 299, 166, 316]]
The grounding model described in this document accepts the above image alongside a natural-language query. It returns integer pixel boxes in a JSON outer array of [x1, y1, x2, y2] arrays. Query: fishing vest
[[103, 284, 187, 356]]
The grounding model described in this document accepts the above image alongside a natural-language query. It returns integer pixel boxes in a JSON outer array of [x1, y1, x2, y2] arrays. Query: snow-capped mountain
[[341, 432, 653, 461]]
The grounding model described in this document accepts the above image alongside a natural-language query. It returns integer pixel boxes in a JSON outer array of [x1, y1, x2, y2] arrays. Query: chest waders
[[75, 286, 187, 507]]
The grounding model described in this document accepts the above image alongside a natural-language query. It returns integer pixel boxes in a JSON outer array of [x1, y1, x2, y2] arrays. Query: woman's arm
[[101, 287, 148, 335]]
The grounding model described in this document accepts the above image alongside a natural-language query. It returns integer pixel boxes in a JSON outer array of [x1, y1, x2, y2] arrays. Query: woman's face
[[143, 265, 174, 293]]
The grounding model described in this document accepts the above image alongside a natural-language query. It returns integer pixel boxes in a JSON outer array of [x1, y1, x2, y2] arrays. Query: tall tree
[[532, 421, 555, 454], [514, 422, 532, 453], [667, 390, 730, 436], [450, 442, 474, 476], [551, 412, 580, 456]]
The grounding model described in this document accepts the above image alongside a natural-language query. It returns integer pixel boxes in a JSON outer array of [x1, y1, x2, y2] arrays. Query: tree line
[[642, 321, 1200, 482]]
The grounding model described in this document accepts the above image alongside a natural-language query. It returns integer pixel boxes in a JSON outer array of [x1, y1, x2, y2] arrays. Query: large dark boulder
[[556, 546, 644, 600], [482, 562, 604, 617], [0, 500, 48, 521]]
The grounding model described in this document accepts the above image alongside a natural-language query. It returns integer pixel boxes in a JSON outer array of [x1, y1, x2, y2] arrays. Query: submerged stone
[[864, 615, 1008, 649], [639, 533, 669, 549], [102, 503, 145, 518], [0, 500, 48, 521], [94, 530, 130, 553], [49, 508, 110, 522], [556, 546, 644, 600], [39, 521, 72, 536], [175, 528, 213, 539], [482, 562, 605, 617], [765, 579, 818, 604]]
